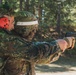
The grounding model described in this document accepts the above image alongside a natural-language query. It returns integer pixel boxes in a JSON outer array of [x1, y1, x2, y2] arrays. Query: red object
[[0, 17, 9, 29]]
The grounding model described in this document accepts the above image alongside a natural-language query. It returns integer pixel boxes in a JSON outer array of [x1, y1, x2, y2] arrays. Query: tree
[[19, 0, 23, 11], [24, 0, 29, 11], [0, 0, 2, 4]]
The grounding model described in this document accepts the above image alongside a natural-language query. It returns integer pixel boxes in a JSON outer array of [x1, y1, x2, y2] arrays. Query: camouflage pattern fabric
[[0, 29, 32, 75], [15, 11, 37, 21], [0, 28, 62, 75], [14, 11, 38, 41], [26, 41, 62, 64]]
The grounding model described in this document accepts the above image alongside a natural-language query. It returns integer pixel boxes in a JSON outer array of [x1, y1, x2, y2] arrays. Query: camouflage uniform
[[0, 28, 31, 75], [0, 28, 62, 75], [0, 11, 62, 75]]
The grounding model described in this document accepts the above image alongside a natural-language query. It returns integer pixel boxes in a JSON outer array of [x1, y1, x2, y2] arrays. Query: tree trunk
[[0, 0, 2, 4], [25, 0, 29, 11], [38, 5, 42, 22], [56, 4, 61, 37], [20, 0, 23, 11]]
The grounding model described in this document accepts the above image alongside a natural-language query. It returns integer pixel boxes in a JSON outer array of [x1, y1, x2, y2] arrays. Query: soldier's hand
[[63, 37, 75, 49], [56, 39, 68, 52], [56, 36, 75, 52]]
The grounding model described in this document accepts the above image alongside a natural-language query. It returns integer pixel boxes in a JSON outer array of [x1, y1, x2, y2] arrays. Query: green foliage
[[0, 1, 10, 15], [0, 0, 76, 26]]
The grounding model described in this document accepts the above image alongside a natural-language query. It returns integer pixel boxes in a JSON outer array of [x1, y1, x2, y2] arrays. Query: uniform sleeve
[[25, 41, 62, 64]]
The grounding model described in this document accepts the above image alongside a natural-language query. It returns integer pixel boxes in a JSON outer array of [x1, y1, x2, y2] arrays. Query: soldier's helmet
[[14, 11, 38, 41]]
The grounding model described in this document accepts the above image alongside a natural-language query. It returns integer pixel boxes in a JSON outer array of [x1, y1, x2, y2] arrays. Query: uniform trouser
[[0, 58, 36, 75]]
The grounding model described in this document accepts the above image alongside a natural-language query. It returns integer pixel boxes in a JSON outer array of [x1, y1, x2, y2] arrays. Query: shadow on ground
[[35, 57, 76, 73]]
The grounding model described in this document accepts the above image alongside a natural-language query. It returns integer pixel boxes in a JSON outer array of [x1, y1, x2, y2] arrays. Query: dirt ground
[[35, 57, 76, 75]]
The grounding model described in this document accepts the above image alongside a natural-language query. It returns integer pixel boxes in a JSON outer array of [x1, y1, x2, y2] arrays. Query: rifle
[[65, 32, 76, 37]]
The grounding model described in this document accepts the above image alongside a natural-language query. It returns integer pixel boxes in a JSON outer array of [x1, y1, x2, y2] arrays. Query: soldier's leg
[[30, 62, 36, 75], [26, 62, 36, 75], [3, 58, 28, 75]]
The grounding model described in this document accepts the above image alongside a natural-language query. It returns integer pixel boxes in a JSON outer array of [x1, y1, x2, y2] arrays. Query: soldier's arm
[[0, 34, 62, 63], [24, 37, 75, 64], [0, 31, 75, 63], [24, 41, 62, 64]]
